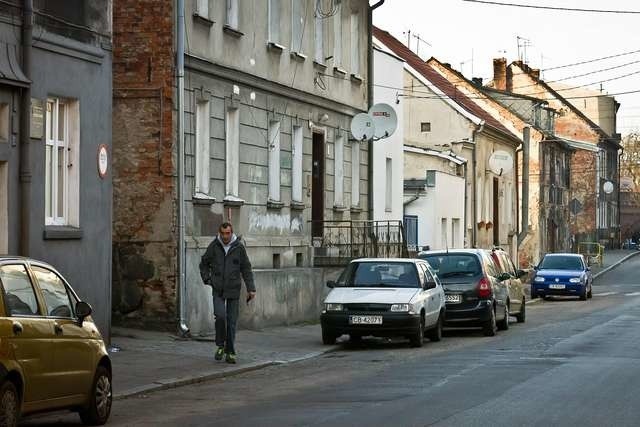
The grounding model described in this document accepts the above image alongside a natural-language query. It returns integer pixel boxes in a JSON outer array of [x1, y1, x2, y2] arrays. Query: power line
[[461, 0, 640, 14], [543, 49, 640, 72]]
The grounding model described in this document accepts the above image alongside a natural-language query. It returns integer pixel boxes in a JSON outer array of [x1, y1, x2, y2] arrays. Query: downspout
[[367, 0, 384, 220], [518, 127, 530, 245], [463, 161, 468, 247], [618, 147, 623, 247], [19, 0, 32, 256], [176, 0, 189, 336], [471, 122, 484, 247]]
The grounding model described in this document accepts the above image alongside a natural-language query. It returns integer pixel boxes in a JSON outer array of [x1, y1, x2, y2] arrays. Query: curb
[[593, 251, 640, 279], [114, 346, 339, 400]]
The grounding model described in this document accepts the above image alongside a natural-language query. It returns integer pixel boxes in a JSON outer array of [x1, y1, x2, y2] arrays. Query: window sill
[[223, 195, 245, 207], [350, 73, 364, 84], [43, 226, 83, 240], [385, 208, 393, 213], [313, 61, 328, 71], [333, 66, 347, 76], [290, 51, 307, 62], [193, 193, 216, 205], [267, 200, 285, 209], [193, 13, 214, 26], [290, 201, 306, 210], [333, 205, 348, 213], [350, 206, 363, 214], [223, 25, 244, 38], [267, 41, 285, 53]]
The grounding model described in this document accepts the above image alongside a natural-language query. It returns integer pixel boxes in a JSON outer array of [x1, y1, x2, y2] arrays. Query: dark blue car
[[531, 253, 593, 301]]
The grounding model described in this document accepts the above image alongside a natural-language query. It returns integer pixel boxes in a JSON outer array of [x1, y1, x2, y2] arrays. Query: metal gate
[[404, 215, 418, 253]]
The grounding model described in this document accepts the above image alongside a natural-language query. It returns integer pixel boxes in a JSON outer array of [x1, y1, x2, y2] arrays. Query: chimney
[[530, 68, 540, 80], [493, 58, 507, 91], [472, 77, 483, 87]]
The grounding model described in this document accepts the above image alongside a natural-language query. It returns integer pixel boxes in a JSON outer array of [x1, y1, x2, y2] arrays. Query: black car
[[418, 249, 511, 336]]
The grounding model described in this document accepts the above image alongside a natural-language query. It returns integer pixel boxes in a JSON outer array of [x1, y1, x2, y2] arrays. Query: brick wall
[[112, 0, 176, 326]]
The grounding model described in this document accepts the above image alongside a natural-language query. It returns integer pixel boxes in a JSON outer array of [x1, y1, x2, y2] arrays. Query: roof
[[0, 42, 30, 88], [403, 145, 468, 165], [373, 26, 520, 142]]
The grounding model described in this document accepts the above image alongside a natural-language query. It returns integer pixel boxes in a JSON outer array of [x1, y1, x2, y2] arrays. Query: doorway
[[0, 161, 7, 254], [493, 177, 500, 246], [312, 132, 325, 237]]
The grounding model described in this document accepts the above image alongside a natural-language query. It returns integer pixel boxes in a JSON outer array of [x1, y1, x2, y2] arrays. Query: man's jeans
[[213, 295, 239, 354]]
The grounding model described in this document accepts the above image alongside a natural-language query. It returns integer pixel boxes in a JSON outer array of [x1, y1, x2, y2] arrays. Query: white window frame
[[385, 157, 392, 212], [225, 107, 240, 199], [332, 1, 342, 68], [268, 120, 281, 202], [314, 9, 325, 64], [350, 11, 360, 75], [476, 175, 483, 220], [268, 0, 280, 45], [351, 141, 360, 207], [292, 125, 303, 203], [226, 0, 238, 29], [195, 99, 211, 196], [196, 0, 209, 19], [334, 134, 344, 207], [291, 0, 304, 54]]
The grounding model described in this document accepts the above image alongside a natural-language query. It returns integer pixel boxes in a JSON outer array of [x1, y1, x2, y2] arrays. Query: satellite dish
[[488, 150, 514, 175], [603, 180, 614, 194], [350, 113, 374, 141], [368, 103, 398, 139]]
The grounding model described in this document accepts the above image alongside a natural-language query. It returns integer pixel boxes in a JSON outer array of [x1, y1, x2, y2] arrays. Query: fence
[[577, 242, 604, 267]]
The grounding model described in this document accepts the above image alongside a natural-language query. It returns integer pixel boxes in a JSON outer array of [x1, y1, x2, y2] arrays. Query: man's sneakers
[[214, 347, 225, 361], [225, 352, 237, 364]]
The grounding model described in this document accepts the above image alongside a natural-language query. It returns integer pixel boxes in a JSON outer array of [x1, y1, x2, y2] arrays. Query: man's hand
[[246, 291, 256, 303]]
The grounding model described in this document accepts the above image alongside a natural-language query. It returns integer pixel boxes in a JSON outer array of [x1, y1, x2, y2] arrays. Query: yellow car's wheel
[[0, 380, 19, 427], [79, 365, 112, 426]]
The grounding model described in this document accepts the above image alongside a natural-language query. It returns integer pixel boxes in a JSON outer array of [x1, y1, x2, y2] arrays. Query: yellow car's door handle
[[54, 323, 63, 335], [12, 322, 22, 335]]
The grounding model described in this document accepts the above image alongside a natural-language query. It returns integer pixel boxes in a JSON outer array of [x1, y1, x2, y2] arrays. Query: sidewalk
[[109, 323, 339, 400], [589, 249, 640, 278]]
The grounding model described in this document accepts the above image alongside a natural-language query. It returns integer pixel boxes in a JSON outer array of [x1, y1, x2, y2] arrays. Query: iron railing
[[310, 220, 410, 264]]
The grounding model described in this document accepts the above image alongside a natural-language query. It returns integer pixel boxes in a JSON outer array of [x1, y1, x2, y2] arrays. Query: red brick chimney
[[493, 58, 507, 90]]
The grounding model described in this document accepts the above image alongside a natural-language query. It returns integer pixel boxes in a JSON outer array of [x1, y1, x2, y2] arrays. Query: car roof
[[543, 253, 582, 258], [418, 249, 485, 256], [351, 258, 425, 264], [0, 256, 57, 270]]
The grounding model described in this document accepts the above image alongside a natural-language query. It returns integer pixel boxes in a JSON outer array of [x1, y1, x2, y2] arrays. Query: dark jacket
[[199, 235, 255, 299]]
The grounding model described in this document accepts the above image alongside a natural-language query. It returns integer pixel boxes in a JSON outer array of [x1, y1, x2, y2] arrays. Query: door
[[493, 177, 500, 245], [420, 264, 440, 325], [0, 263, 55, 403], [0, 161, 6, 254], [31, 265, 95, 400], [403, 215, 418, 252], [312, 132, 325, 237]]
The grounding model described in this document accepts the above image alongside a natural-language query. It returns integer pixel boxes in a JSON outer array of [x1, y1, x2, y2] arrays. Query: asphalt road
[[22, 255, 640, 427]]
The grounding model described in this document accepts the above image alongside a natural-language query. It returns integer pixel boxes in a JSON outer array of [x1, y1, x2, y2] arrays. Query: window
[[225, 107, 240, 199], [441, 218, 447, 247], [351, 142, 360, 207], [0, 162, 6, 254], [226, 0, 238, 29], [268, 120, 281, 202], [0, 264, 39, 316], [195, 100, 211, 196], [385, 157, 392, 211], [291, 0, 304, 53], [45, 98, 79, 227], [268, 0, 281, 45], [314, 9, 325, 64], [332, 1, 342, 68], [421, 122, 431, 132], [292, 125, 303, 203], [476, 175, 483, 220], [350, 11, 360, 75], [452, 218, 460, 247], [196, 0, 209, 19], [32, 266, 74, 318], [334, 134, 344, 206]]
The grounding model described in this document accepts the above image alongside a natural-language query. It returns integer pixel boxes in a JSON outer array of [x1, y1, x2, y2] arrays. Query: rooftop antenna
[[516, 35, 532, 63], [402, 29, 411, 50], [412, 33, 432, 57]]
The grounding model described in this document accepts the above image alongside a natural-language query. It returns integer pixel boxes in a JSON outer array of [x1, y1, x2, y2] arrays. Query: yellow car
[[0, 257, 112, 426]]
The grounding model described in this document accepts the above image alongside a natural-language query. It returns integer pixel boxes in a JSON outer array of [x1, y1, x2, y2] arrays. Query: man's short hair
[[219, 222, 233, 232]]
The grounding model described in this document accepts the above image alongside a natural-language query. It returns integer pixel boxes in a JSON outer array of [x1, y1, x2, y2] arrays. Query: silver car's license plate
[[349, 315, 382, 325], [548, 284, 565, 289], [446, 294, 462, 303]]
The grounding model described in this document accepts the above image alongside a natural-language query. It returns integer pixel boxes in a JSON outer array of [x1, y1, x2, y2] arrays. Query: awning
[[0, 42, 30, 88], [547, 138, 600, 153]]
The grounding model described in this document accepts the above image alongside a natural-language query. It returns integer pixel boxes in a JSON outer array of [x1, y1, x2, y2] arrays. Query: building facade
[[0, 1, 113, 336]]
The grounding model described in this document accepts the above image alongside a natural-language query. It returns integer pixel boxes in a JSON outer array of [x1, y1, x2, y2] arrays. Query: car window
[[0, 264, 40, 316], [344, 262, 420, 288], [539, 256, 583, 270], [484, 253, 498, 276], [500, 253, 516, 275], [416, 264, 426, 286], [420, 254, 482, 278], [31, 266, 74, 318], [422, 264, 434, 283]]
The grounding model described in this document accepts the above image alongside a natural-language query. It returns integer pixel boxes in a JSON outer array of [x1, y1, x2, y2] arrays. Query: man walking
[[199, 222, 256, 364]]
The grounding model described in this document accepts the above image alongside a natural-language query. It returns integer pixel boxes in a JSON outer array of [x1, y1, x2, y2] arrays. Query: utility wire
[[543, 49, 640, 72], [462, 0, 640, 14]]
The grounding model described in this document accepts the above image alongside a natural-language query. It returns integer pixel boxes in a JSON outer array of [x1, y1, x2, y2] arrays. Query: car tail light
[[477, 277, 492, 298]]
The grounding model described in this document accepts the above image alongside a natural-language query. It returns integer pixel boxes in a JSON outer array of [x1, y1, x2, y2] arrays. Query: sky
[[372, 0, 640, 136]]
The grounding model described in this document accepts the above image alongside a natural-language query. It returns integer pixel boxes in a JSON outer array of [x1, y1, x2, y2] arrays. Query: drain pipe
[[471, 122, 484, 247], [19, 0, 32, 256], [367, 0, 384, 220], [518, 127, 530, 245], [176, 0, 189, 337]]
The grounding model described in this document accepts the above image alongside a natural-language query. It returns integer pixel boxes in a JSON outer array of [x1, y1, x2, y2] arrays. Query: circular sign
[[488, 150, 514, 175], [603, 180, 614, 194], [350, 113, 374, 141], [368, 103, 398, 139], [97, 144, 108, 179]]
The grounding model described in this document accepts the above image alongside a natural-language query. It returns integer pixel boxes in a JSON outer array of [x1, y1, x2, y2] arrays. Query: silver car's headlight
[[325, 303, 343, 311], [390, 303, 410, 312], [569, 277, 582, 283], [534, 276, 545, 282]]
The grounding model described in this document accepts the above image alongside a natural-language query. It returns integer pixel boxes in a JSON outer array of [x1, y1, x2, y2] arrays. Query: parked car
[[418, 249, 510, 336], [531, 253, 593, 300], [487, 248, 527, 323], [0, 256, 112, 426], [320, 258, 446, 347]]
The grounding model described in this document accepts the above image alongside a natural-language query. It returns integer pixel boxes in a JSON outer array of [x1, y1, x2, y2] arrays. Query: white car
[[320, 258, 446, 347]]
